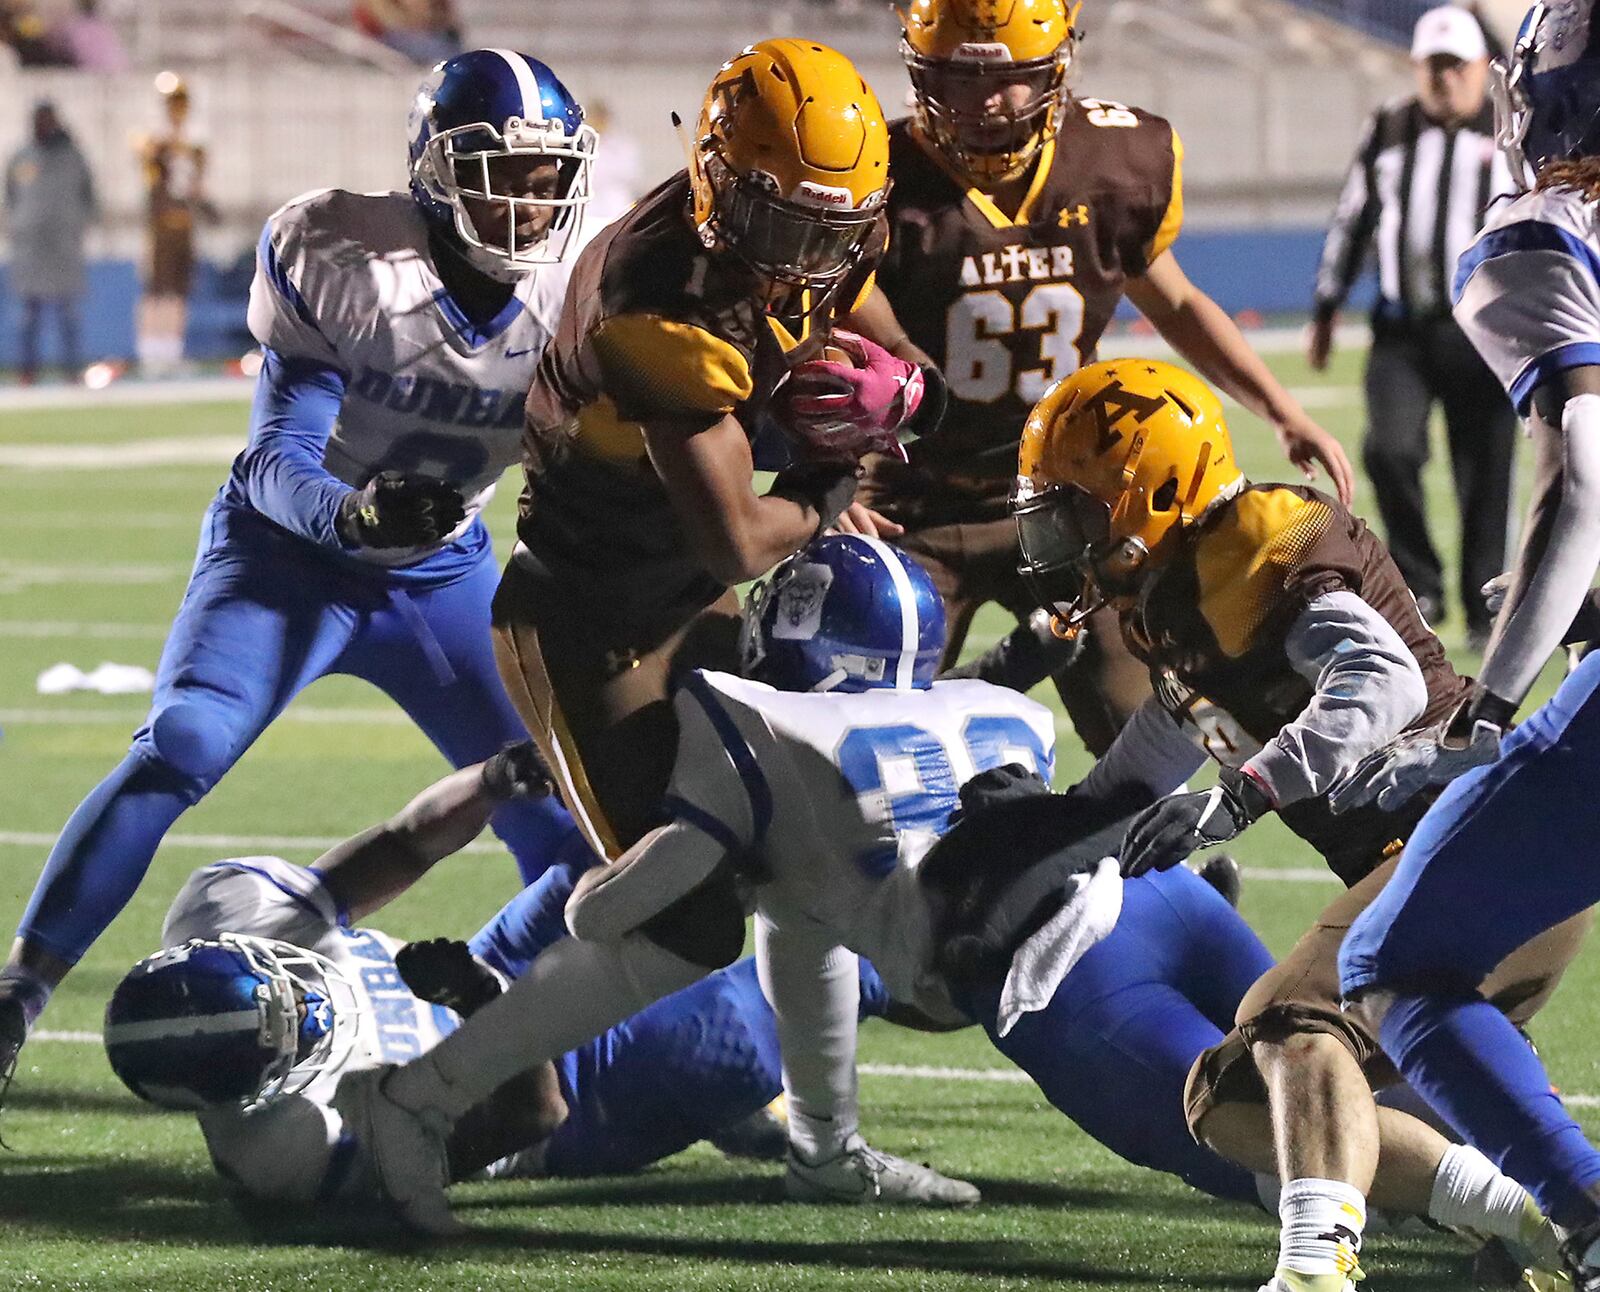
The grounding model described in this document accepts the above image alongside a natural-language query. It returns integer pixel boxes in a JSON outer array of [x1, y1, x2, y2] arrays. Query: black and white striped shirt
[[1314, 97, 1513, 322]]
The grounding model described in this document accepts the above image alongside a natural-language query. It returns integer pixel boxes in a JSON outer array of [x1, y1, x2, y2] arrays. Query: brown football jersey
[[519, 172, 882, 641], [1124, 484, 1472, 885], [871, 102, 1182, 505]]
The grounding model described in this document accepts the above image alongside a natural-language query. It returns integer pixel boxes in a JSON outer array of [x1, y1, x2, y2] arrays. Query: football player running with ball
[[823, 0, 1352, 755], [492, 42, 937, 960], [1012, 358, 1581, 1292], [1334, 6, 1600, 1288], [0, 50, 598, 1107]]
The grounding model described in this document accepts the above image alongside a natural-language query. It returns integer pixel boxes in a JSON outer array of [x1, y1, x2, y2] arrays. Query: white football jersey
[[246, 188, 573, 565], [1454, 183, 1600, 414], [667, 672, 1056, 1016], [161, 857, 458, 1203]]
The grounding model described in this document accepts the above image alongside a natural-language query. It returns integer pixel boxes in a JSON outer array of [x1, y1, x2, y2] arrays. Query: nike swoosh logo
[[505, 346, 537, 359]]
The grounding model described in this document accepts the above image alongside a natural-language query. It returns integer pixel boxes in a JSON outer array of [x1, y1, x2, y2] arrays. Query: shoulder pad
[[592, 313, 755, 417], [1193, 488, 1336, 658]]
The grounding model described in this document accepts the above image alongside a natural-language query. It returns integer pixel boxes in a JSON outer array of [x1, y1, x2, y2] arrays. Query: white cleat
[[785, 1134, 980, 1208], [335, 1065, 463, 1237]]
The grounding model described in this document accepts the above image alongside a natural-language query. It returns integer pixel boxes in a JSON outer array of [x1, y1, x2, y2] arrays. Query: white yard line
[[0, 561, 188, 591], [0, 621, 170, 640], [0, 436, 242, 470], [0, 706, 412, 726], [18, 1037, 1600, 1107], [0, 830, 505, 854]]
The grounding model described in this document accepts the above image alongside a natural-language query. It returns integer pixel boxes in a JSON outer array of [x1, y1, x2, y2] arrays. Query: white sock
[[755, 917, 860, 1163], [1428, 1143, 1535, 1241], [386, 933, 703, 1120], [1278, 1177, 1366, 1280], [0, 964, 54, 1029]]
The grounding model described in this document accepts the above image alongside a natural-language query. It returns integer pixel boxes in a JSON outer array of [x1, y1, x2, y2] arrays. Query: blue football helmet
[[408, 48, 597, 279], [1494, 2, 1600, 188], [104, 934, 355, 1111], [740, 534, 946, 692]]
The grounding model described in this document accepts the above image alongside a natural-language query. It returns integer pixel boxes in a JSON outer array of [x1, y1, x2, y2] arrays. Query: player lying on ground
[[1009, 357, 1580, 1291], [102, 744, 878, 1201], [338, 533, 1460, 1237], [0, 48, 601, 1103], [1330, 6, 1600, 1288]]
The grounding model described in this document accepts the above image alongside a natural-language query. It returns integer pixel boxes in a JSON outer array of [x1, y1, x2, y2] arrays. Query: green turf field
[[0, 351, 1591, 1291]]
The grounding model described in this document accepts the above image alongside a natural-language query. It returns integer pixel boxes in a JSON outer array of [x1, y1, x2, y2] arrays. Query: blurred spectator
[[5, 101, 97, 383], [1, 0, 69, 65], [133, 71, 208, 378], [353, 0, 461, 65], [1309, 4, 1515, 648], [46, 0, 128, 72]]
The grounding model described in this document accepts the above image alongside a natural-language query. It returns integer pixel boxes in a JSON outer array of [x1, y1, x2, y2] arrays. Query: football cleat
[[1189, 852, 1243, 909], [785, 1134, 980, 1207], [1257, 1273, 1361, 1292], [0, 993, 25, 1129], [709, 1094, 790, 1163], [395, 938, 506, 1018], [334, 1066, 462, 1237], [1561, 1218, 1600, 1292]]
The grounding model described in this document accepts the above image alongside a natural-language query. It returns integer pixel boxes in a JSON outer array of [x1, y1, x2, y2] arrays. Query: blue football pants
[[956, 865, 1276, 1204], [21, 504, 578, 965]]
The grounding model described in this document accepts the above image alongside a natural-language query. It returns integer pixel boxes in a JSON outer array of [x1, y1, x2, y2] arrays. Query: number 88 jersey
[[873, 103, 1182, 486]]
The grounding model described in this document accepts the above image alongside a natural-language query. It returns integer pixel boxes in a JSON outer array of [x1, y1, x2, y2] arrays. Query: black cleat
[[394, 939, 504, 1018], [0, 994, 25, 1138], [1190, 852, 1243, 908], [1562, 1218, 1600, 1292], [709, 1095, 790, 1162]]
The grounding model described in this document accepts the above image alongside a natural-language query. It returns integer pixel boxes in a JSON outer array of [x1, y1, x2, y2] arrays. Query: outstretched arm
[[1126, 252, 1355, 503], [312, 744, 550, 923]]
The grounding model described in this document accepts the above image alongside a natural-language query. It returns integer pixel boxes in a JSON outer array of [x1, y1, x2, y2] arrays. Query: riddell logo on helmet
[[950, 42, 1015, 63], [793, 181, 859, 209]]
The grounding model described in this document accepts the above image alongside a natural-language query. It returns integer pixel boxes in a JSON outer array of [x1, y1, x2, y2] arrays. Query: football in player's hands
[[771, 330, 924, 465], [338, 471, 467, 549]]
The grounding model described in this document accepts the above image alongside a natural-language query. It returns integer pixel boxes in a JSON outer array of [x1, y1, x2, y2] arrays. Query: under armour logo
[[1058, 204, 1090, 228]]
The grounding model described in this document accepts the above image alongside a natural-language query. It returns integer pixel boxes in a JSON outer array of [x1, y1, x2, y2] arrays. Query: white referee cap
[[1411, 5, 1488, 63]]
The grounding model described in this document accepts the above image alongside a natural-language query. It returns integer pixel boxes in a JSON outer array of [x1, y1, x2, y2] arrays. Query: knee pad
[[145, 701, 237, 788]]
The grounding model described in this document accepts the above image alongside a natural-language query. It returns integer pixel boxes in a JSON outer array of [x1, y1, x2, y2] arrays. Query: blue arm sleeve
[[233, 347, 353, 547]]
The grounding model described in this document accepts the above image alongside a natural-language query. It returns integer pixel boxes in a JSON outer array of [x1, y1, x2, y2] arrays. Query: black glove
[[768, 462, 860, 539], [394, 938, 504, 1017], [337, 471, 467, 549], [1119, 767, 1272, 878], [480, 740, 554, 801]]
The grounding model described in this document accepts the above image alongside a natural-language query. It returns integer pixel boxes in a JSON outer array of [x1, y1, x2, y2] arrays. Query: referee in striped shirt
[[1309, 5, 1514, 649]]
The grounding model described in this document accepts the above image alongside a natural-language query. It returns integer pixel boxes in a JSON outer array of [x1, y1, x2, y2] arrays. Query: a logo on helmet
[[951, 42, 1014, 62], [772, 563, 833, 640], [793, 180, 856, 209], [1084, 379, 1168, 453]]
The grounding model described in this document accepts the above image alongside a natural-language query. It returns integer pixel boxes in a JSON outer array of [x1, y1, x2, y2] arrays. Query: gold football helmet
[[689, 39, 890, 292], [899, 0, 1077, 184], [1013, 359, 1243, 632]]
